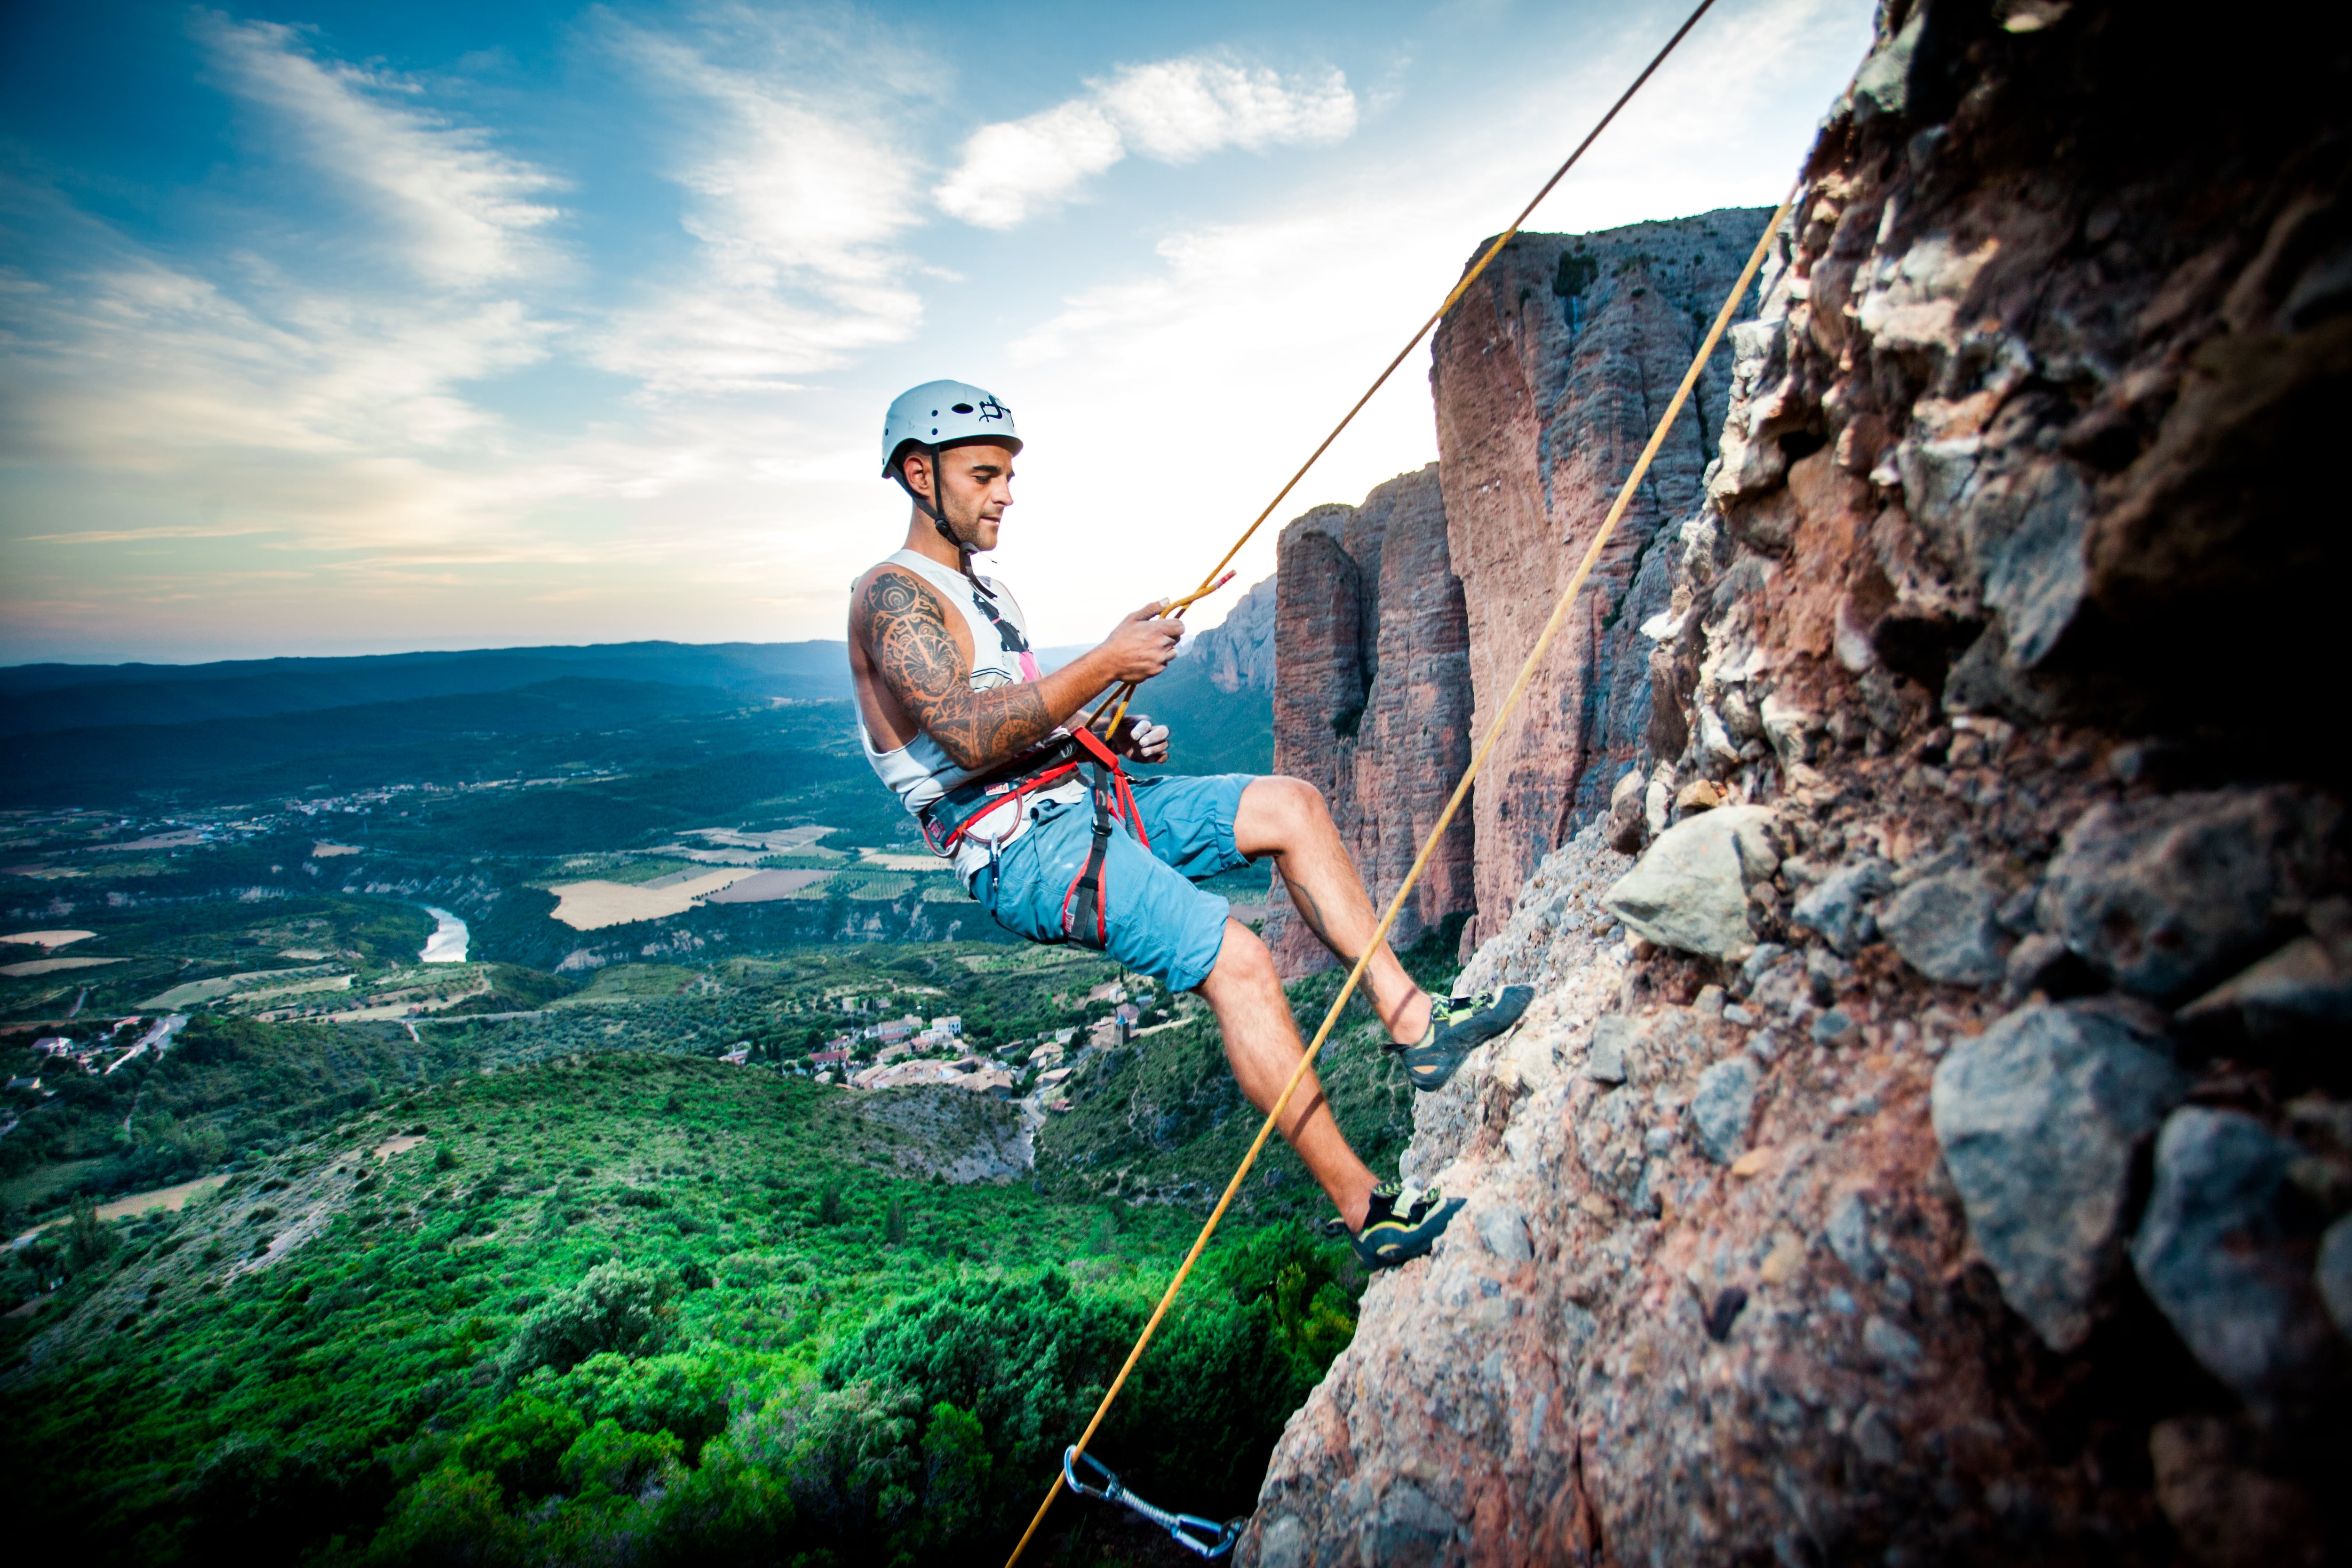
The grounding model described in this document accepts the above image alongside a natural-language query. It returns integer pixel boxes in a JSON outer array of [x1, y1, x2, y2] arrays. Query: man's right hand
[[1100, 600, 1184, 684]]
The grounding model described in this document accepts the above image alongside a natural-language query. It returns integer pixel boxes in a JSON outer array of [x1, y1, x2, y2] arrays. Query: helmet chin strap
[[898, 444, 999, 602]]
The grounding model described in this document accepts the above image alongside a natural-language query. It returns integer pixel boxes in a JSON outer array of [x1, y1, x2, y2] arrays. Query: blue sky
[[0, 0, 1875, 664]]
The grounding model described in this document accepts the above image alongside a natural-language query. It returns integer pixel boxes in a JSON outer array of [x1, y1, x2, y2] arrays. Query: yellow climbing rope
[[1011, 13, 1795, 1568]]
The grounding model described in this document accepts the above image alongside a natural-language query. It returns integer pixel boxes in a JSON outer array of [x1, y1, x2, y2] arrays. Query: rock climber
[[847, 379, 1532, 1267]]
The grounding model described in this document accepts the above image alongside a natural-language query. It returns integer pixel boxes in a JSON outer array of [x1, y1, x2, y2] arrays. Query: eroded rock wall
[[1189, 570, 1279, 695], [1430, 207, 1772, 947], [1265, 465, 1475, 973], [1248, 3, 2350, 1563]]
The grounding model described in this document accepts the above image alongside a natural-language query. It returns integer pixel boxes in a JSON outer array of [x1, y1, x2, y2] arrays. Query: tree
[[501, 1261, 679, 1382], [65, 1195, 114, 1271], [884, 1195, 908, 1247]]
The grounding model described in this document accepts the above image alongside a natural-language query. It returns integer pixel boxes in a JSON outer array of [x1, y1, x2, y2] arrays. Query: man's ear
[[900, 451, 933, 502]]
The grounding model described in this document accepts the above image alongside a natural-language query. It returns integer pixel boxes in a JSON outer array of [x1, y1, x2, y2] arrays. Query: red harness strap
[[1056, 728, 1151, 949], [929, 759, 1082, 857], [1070, 728, 1150, 849]]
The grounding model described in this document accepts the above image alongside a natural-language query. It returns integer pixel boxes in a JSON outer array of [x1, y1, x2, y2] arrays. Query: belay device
[[1062, 1447, 1243, 1560]]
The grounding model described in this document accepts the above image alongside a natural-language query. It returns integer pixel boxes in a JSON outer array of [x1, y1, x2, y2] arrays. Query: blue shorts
[[966, 772, 1257, 993]]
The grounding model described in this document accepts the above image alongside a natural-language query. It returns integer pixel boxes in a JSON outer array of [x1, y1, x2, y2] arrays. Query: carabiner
[[1061, 1447, 1243, 1560]]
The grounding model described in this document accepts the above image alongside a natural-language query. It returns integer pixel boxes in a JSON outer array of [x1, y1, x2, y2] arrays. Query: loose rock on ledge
[[2131, 1106, 2344, 1425], [1601, 804, 1778, 961], [1931, 1002, 2190, 1350], [2040, 787, 2345, 1002], [1880, 868, 2008, 985], [1788, 856, 1892, 957]]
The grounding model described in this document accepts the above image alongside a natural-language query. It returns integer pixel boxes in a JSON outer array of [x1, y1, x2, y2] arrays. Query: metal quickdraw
[[1060, 1447, 1243, 1560]]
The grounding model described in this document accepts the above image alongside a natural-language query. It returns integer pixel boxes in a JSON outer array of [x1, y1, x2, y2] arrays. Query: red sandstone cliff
[[1264, 464, 1475, 974], [1429, 208, 1770, 948]]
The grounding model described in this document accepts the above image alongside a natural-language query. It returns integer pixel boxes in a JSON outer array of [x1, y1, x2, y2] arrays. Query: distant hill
[[0, 640, 853, 736], [0, 677, 775, 806], [0, 600, 1275, 808], [1035, 572, 1276, 776]]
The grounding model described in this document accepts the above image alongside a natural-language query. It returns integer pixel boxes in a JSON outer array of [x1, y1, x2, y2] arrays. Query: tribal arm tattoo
[[856, 569, 1057, 771]]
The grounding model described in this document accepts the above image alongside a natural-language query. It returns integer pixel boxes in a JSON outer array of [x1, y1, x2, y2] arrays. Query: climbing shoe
[[1387, 986, 1535, 1092], [1324, 1179, 1464, 1270]]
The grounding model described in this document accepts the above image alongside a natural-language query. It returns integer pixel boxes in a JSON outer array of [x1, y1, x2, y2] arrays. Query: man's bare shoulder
[[849, 562, 948, 638]]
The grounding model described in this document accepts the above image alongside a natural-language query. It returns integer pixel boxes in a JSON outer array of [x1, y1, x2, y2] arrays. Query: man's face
[[910, 440, 1017, 550]]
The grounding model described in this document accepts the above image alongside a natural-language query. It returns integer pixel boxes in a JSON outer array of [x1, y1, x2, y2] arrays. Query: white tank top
[[858, 549, 1081, 877]]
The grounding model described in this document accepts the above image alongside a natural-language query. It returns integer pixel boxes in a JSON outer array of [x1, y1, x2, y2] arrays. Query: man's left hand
[[1105, 711, 1171, 763]]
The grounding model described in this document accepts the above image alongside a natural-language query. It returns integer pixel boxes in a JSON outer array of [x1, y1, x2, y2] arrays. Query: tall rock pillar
[[1264, 464, 1474, 976], [1431, 210, 1770, 945]]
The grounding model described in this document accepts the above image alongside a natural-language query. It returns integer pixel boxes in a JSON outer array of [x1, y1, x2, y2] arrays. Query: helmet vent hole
[[952, 403, 974, 413]]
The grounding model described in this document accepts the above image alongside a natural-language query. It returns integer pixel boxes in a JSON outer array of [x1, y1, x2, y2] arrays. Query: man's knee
[[1240, 774, 1329, 846], [1205, 916, 1278, 990]]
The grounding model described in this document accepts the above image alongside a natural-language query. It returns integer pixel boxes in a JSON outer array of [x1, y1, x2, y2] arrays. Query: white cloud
[[936, 54, 1357, 229], [194, 12, 563, 288], [934, 102, 1125, 231], [1100, 57, 1356, 162], [590, 13, 932, 396]]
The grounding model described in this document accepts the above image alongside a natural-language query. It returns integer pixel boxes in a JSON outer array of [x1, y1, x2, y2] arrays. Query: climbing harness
[[921, 725, 1148, 950], [1061, 727, 1148, 950], [1060, 1448, 1244, 1560], [1008, 4, 1775, 1560]]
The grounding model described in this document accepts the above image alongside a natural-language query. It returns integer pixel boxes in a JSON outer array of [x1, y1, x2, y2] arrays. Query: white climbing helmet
[[879, 379, 1021, 478]]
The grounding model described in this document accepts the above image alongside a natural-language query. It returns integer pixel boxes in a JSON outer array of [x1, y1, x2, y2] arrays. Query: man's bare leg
[[1196, 918, 1378, 1230], [1234, 776, 1433, 1046]]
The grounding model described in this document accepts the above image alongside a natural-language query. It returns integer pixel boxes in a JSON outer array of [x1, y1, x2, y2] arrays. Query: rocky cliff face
[[1188, 571, 1279, 695], [1262, 465, 1476, 974], [1430, 207, 1772, 947], [1246, 3, 2350, 1563]]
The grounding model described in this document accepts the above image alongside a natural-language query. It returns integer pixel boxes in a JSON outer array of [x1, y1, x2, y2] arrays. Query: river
[[420, 906, 469, 964]]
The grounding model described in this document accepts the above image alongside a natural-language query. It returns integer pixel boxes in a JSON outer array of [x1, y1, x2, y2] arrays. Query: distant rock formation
[[1184, 571, 1279, 694], [1431, 207, 1771, 947], [1246, 3, 2350, 1563], [1262, 465, 1475, 974]]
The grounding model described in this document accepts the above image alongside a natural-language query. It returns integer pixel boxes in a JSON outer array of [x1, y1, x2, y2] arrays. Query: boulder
[[2040, 786, 2345, 1002], [1585, 1016, 1630, 1084], [1930, 1002, 2189, 1351], [2175, 903, 2352, 1051], [1880, 868, 2008, 985], [1607, 768, 1649, 853], [1689, 1058, 1761, 1164], [1602, 805, 1778, 961], [2131, 1106, 2343, 1424], [1788, 857, 1893, 957]]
